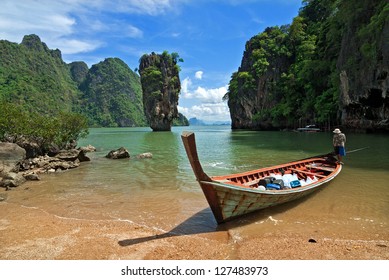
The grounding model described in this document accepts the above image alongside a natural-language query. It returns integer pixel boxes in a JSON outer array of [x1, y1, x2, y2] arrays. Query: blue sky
[[0, 0, 302, 122]]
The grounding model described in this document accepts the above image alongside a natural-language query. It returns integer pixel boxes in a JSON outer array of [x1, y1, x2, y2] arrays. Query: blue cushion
[[266, 183, 281, 190]]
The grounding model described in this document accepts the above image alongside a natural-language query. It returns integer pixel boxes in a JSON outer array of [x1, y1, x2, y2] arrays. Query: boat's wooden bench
[[242, 178, 261, 186], [306, 164, 335, 172], [289, 168, 326, 178]]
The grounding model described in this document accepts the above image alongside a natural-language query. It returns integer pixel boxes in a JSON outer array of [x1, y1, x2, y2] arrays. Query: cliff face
[[0, 35, 148, 127], [80, 58, 146, 127], [227, 0, 389, 132], [337, 2, 389, 132], [69, 61, 89, 85], [0, 34, 79, 113], [139, 52, 181, 131], [228, 27, 291, 130]]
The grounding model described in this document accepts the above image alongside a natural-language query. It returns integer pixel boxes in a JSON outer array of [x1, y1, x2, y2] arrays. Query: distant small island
[[189, 118, 231, 126]]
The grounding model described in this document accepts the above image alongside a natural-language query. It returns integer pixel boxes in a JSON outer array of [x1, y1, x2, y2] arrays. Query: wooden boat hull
[[199, 170, 340, 223], [181, 131, 342, 224]]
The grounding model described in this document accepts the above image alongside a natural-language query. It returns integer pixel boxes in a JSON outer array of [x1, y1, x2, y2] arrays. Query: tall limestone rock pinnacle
[[139, 51, 181, 131]]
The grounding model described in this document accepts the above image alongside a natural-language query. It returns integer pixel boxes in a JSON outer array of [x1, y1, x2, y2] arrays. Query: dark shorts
[[334, 146, 346, 156]]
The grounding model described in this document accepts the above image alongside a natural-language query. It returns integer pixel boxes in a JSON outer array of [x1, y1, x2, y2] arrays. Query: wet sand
[[1, 201, 388, 260]]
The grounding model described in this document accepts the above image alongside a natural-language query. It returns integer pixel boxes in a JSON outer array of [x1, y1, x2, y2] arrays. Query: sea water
[[4, 126, 389, 243]]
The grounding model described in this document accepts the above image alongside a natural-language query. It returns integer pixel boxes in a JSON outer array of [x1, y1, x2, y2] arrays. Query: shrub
[[0, 101, 89, 153]]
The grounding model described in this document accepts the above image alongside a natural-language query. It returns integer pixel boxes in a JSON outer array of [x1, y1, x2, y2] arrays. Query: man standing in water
[[333, 128, 346, 164]]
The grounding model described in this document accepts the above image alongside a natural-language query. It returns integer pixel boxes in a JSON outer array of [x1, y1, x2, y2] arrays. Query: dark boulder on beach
[[55, 149, 90, 162], [0, 172, 26, 189], [0, 142, 26, 176]]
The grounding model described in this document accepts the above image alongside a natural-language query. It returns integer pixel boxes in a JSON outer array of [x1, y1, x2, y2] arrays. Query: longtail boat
[[181, 131, 342, 224]]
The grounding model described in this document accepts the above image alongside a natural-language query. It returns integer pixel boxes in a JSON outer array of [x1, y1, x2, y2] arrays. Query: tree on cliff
[[225, 0, 388, 132], [139, 51, 183, 131]]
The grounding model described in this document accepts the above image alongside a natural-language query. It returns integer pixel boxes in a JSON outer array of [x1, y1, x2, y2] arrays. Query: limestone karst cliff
[[336, 1, 389, 132], [0, 35, 147, 127], [226, 0, 388, 132], [139, 51, 182, 131]]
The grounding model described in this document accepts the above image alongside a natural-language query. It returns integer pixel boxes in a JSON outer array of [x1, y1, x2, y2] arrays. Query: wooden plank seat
[[288, 168, 326, 178], [242, 178, 261, 186], [306, 164, 335, 172]]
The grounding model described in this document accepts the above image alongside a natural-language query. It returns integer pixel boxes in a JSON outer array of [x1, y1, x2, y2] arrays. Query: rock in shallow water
[[105, 147, 130, 159]]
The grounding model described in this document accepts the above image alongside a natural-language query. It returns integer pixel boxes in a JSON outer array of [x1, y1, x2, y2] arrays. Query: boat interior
[[212, 159, 337, 190]]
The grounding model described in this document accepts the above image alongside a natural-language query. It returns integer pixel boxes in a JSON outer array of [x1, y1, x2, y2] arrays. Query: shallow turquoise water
[[6, 126, 389, 242]]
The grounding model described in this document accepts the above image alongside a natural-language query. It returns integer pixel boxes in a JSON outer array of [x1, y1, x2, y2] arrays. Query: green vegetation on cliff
[[0, 35, 80, 114], [0, 35, 150, 128], [80, 58, 146, 127], [139, 51, 183, 131], [226, 0, 388, 130]]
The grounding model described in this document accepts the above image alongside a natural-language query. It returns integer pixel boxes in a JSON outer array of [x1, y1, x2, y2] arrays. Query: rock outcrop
[[105, 147, 130, 159], [0, 142, 26, 175], [0, 172, 26, 189], [226, 1, 388, 132], [337, 3, 389, 132], [0, 142, 93, 190], [228, 27, 291, 130], [139, 52, 181, 131], [136, 152, 152, 159]]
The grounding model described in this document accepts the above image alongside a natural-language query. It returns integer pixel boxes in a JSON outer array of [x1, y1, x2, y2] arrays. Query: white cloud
[[83, 0, 188, 16], [195, 70, 203, 79], [194, 86, 227, 103], [181, 77, 192, 96], [0, 0, 99, 54], [0, 0, 169, 56], [126, 25, 144, 38], [179, 76, 230, 122], [178, 103, 230, 122], [55, 39, 102, 55], [0, 0, 192, 61], [181, 77, 227, 103], [113, 0, 173, 15]]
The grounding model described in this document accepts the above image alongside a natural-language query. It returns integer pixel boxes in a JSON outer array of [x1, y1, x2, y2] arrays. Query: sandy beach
[[1, 198, 388, 260]]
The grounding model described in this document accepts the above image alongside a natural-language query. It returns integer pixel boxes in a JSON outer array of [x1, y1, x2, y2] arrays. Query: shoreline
[[1, 200, 388, 260]]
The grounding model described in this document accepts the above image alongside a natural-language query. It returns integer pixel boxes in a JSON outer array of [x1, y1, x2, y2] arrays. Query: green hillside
[[0, 35, 150, 127], [0, 34, 79, 114], [80, 58, 146, 127]]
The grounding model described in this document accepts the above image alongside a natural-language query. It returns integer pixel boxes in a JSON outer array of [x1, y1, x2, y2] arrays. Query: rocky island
[[139, 51, 182, 131]]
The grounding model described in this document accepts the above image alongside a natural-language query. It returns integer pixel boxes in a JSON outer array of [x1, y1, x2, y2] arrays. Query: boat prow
[[181, 131, 342, 224]]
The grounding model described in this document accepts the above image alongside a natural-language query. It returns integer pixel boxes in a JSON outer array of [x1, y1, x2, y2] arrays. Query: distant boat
[[296, 124, 321, 132], [181, 131, 342, 224]]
